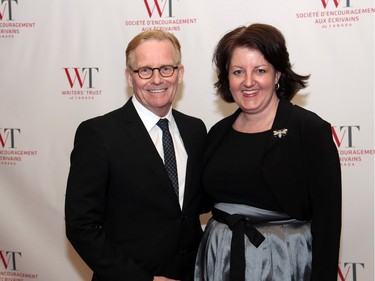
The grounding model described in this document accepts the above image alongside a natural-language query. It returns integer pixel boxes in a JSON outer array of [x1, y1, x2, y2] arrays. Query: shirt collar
[[132, 96, 173, 132]]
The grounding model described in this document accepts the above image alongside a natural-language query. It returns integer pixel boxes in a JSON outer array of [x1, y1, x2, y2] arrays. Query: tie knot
[[157, 118, 169, 132]]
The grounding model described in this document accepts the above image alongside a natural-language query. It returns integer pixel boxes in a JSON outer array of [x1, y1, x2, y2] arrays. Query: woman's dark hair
[[213, 23, 310, 102]]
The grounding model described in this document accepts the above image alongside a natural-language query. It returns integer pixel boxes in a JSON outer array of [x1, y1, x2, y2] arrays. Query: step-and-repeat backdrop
[[1, 1, 374, 280]]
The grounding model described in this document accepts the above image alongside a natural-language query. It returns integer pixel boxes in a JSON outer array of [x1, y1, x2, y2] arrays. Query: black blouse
[[202, 127, 282, 211]]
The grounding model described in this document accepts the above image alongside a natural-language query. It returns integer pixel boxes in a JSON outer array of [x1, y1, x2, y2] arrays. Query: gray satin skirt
[[194, 203, 312, 281]]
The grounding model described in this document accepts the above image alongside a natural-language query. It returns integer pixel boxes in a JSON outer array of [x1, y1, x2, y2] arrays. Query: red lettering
[[0, 131, 9, 148], [321, 0, 341, 9], [0, 3, 7, 21], [64, 68, 87, 88], [144, 0, 167, 17], [331, 126, 345, 148], [0, 251, 11, 269], [338, 264, 351, 280]]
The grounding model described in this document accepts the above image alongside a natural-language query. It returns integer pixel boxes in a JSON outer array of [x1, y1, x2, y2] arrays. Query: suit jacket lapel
[[173, 110, 194, 207], [120, 99, 180, 204]]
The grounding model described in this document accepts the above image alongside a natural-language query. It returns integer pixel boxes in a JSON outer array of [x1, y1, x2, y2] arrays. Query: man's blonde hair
[[126, 30, 182, 68]]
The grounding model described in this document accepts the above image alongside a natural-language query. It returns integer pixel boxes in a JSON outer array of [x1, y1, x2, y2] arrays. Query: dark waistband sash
[[212, 203, 294, 281], [212, 208, 264, 281]]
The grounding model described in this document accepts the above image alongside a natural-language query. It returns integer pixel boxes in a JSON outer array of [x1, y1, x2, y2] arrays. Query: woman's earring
[[275, 83, 280, 90]]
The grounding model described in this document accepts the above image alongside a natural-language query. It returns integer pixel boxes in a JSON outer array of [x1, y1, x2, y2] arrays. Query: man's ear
[[125, 68, 134, 88], [177, 64, 185, 84]]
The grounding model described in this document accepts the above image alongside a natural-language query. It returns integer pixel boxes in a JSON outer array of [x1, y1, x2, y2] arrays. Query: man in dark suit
[[65, 30, 207, 281]]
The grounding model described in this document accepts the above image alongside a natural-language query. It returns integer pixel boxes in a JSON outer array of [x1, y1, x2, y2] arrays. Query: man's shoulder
[[173, 109, 205, 126], [77, 105, 127, 130]]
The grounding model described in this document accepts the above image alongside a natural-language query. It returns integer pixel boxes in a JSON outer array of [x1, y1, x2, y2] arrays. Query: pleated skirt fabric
[[194, 204, 312, 281]]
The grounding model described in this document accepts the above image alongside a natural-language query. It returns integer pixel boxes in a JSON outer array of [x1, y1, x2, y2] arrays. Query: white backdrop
[[0, 1, 374, 280]]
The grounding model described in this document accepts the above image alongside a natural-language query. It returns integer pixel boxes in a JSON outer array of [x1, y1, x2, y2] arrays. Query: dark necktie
[[157, 118, 179, 197]]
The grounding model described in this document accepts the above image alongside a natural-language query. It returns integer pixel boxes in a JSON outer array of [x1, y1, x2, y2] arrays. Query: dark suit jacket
[[204, 99, 341, 281], [65, 98, 207, 281]]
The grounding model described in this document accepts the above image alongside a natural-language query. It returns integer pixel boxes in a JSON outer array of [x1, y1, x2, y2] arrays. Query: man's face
[[126, 39, 184, 117]]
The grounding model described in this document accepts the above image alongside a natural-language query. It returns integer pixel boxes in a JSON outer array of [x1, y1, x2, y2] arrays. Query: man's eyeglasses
[[131, 65, 178, 79]]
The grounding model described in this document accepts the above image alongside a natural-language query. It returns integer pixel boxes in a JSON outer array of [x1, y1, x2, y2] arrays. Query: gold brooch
[[273, 129, 288, 138]]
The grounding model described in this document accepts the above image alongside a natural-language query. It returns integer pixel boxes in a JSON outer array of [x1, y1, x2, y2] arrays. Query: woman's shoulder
[[290, 103, 330, 127], [209, 108, 241, 132], [288, 103, 334, 141]]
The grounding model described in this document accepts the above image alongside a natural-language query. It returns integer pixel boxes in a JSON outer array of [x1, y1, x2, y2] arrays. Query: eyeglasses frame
[[131, 65, 179, 79]]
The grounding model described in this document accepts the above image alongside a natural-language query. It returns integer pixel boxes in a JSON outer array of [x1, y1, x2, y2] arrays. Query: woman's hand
[[153, 277, 180, 281]]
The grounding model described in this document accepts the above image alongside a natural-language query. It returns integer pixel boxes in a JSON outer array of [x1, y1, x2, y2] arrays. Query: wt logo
[[0, 250, 22, 271], [321, 0, 352, 9], [0, 0, 18, 21], [0, 128, 20, 149], [338, 262, 365, 281], [63, 67, 99, 89], [144, 0, 175, 18], [331, 125, 359, 148]]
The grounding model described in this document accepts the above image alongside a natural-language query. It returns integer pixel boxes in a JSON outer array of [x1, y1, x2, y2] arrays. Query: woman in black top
[[195, 23, 341, 281]]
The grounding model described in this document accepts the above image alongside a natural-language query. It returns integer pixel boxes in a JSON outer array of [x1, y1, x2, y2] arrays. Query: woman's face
[[228, 47, 280, 116]]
